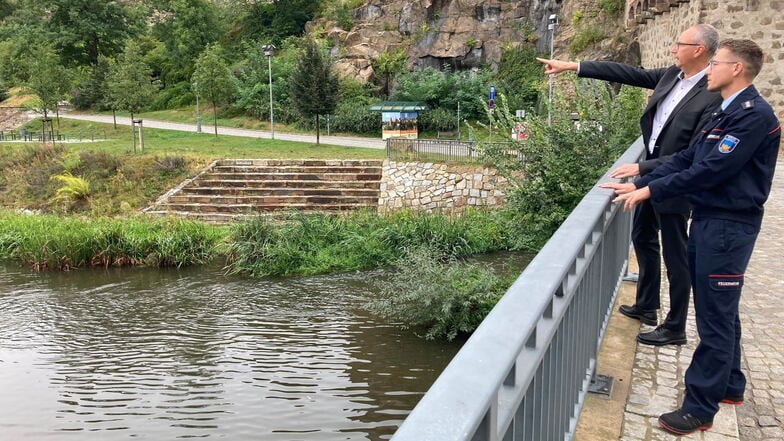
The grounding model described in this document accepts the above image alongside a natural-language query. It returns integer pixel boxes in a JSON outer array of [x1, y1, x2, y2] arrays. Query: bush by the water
[[365, 246, 514, 341], [0, 212, 225, 270], [479, 78, 644, 248], [225, 208, 514, 277]]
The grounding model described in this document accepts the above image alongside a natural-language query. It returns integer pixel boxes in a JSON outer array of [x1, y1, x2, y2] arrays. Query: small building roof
[[367, 101, 428, 112]]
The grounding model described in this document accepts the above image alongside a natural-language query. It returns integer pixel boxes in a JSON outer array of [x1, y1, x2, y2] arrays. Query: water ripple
[[0, 262, 463, 440]]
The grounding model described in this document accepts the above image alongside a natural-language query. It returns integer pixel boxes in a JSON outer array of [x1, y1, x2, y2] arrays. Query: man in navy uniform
[[601, 39, 780, 435], [538, 24, 722, 347]]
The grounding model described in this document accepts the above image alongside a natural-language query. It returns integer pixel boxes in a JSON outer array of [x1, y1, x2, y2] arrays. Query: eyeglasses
[[673, 41, 702, 49], [708, 60, 740, 67]]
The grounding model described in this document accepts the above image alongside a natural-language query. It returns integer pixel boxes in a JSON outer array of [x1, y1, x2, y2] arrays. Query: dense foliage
[[365, 246, 514, 341], [479, 76, 645, 248], [225, 208, 515, 277], [0, 0, 548, 137]]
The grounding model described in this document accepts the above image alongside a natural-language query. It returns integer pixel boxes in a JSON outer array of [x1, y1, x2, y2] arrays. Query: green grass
[[225, 208, 515, 277], [0, 211, 226, 270], [5, 118, 386, 160]]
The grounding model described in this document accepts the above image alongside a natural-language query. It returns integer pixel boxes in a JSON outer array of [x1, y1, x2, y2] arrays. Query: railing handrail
[[391, 136, 646, 441]]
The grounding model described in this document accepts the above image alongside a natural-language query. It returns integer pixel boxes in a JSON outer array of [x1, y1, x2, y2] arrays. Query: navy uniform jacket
[[635, 85, 781, 228], [579, 61, 722, 214]]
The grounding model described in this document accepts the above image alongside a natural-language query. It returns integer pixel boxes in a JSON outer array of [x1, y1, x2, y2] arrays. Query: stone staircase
[[144, 159, 384, 223]]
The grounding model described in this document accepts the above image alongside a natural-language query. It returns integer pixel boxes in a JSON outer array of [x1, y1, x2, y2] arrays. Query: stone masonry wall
[[627, 0, 784, 139], [379, 161, 507, 213]]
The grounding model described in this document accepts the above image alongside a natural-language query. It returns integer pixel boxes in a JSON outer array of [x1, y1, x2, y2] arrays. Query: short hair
[[693, 24, 719, 57], [720, 39, 764, 79]]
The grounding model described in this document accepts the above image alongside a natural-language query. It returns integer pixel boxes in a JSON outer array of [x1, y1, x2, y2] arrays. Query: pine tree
[[289, 39, 339, 144]]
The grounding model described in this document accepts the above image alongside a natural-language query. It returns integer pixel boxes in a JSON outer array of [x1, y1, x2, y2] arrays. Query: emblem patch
[[718, 135, 740, 154]]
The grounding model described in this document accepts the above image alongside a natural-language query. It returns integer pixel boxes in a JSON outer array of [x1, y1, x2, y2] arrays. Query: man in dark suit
[[537, 24, 722, 346]]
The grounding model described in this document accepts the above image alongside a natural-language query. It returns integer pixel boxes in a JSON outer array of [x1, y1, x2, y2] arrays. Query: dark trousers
[[631, 200, 690, 332], [683, 218, 758, 419]]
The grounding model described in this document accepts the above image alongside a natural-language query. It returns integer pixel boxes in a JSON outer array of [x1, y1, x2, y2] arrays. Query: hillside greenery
[[0, 0, 547, 136]]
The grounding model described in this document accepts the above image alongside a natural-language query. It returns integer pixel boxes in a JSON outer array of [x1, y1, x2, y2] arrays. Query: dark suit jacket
[[578, 61, 722, 214]]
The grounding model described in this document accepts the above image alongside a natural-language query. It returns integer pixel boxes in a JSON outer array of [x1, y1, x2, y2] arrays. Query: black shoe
[[658, 408, 713, 435], [637, 325, 687, 346], [720, 394, 744, 405], [618, 304, 657, 326]]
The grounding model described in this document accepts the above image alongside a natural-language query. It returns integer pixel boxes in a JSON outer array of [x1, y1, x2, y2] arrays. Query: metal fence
[[391, 137, 646, 441], [0, 129, 108, 143], [386, 138, 515, 163]]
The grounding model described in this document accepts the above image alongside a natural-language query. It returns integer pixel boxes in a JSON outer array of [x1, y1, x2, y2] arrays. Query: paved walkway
[[58, 113, 387, 150], [620, 156, 784, 441]]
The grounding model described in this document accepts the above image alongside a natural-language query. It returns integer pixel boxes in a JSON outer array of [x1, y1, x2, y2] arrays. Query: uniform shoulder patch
[[718, 135, 740, 154], [741, 100, 754, 109]]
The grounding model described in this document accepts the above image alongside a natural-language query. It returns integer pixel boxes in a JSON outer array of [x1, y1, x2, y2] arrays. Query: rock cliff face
[[322, 0, 567, 82], [320, 0, 634, 84]]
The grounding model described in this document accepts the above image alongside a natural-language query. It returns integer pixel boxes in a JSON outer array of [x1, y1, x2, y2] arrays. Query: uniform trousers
[[631, 199, 690, 331], [682, 218, 758, 419]]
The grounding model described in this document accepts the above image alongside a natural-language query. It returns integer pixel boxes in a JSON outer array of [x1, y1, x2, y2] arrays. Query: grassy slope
[[0, 117, 384, 216]]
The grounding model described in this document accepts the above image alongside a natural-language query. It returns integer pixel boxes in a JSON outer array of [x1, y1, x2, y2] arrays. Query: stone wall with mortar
[[626, 0, 783, 141], [379, 161, 508, 213]]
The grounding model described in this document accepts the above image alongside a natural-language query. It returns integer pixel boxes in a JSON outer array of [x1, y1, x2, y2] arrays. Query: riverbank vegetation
[[0, 212, 224, 270], [225, 209, 516, 278], [366, 246, 517, 341]]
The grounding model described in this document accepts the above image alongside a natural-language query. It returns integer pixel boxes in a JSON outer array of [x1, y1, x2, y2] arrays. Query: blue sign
[[489, 85, 496, 100]]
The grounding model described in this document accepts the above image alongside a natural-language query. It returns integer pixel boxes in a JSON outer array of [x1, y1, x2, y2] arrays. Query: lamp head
[[261, 44, 276, 57]]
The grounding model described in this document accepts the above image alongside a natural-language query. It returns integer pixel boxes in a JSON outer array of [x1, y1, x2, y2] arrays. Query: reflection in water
[[0, 261, 475, 440]]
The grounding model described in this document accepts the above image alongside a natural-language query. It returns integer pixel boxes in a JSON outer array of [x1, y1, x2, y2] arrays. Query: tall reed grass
[[0, 211, 225, 270], [225, 208, 515, 277]]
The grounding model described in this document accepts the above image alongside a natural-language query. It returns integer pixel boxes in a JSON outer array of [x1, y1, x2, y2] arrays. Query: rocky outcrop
[[323, 0, 568, 82]]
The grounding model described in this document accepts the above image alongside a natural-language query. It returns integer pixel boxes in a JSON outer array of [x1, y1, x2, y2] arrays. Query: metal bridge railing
[[391, 137, 646, 441]]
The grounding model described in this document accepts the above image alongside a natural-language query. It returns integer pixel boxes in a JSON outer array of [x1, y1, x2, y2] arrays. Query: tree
[[191, 44, 237, 137], [21, 44, 72, 121], [71, 55, 111, 110], [372, 49, 407, 98], [150, 0, 225, 86], [289, 39, 339, 145], [238, 0, 320, 45], [106, 43, 157, 122], [496, 44, 546, 114], [48, 0, 143, 67]]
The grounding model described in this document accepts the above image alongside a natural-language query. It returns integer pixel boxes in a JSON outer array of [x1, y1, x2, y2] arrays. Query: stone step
[[201, 172, 382, 181], [215, 159, 383, 167], [194, 179, 381, 189], [160, 202, 376, 213], [211, 165, 383, 174], [166, 194, 378, 205], [143, 210, 252, 224], [179, 187, 380, 197]]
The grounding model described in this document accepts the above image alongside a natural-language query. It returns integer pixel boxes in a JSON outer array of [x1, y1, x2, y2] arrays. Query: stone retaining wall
[[379, 161, 508, 213]]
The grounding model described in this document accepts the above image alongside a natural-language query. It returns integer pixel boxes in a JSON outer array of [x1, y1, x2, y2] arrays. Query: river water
[[0, 261, 475, 440]]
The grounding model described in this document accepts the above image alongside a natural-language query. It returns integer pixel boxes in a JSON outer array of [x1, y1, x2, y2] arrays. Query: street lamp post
[[261, 44, 276, 140], [547, 13, 558, 127], [194, 81, 202, 133]]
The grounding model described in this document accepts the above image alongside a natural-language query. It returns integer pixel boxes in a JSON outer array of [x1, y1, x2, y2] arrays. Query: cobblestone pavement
[[620, 157, 784, 441]]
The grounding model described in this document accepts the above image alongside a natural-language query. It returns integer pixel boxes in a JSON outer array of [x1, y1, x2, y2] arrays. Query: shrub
[[329, 101, 381, 135], [419, 106, 458, 132], [365, 245, 513, 341], [51, 172, 90, 203], [569, 25, 604, 54], [479, 78, 644, 248]]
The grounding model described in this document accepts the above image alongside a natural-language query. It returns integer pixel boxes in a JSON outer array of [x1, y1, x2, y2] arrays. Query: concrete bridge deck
[[578, 157, 784, 441]]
